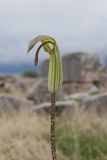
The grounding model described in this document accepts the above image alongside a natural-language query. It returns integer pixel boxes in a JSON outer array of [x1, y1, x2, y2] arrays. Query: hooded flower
[[27, 35, 63, 93]]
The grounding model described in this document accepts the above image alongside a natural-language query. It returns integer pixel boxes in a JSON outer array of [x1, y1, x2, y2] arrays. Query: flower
[[27, 35, 63, 93]]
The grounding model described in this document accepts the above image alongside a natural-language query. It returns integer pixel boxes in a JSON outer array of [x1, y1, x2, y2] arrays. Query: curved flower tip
[[27, 35, 63, 93]]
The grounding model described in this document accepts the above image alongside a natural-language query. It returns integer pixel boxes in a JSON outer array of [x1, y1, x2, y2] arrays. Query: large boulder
[[0, 94, 34, 111], [41, 52, 105, 83], [32, 100, 79, 115], [27, 78, 50, 103], [63, 92, 90, 101], [27, 78, 66, 104], [82, 92, 107, 114], [0, 76, 37, 96]]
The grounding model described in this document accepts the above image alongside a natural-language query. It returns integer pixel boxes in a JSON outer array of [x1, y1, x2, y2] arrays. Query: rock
[[27, 78, 66, 104], [64, 92, 90, 101], [27, 78, 50, 103], [62, 82, 93, 94], [41, 52, 105, 83], [0, 76, 37, 96], [0, 94, 34, 111], [88, 85, 100, 95], [12, 77, 36, 93], [82, 92, 107, 114], [32, 100, 78, 115]]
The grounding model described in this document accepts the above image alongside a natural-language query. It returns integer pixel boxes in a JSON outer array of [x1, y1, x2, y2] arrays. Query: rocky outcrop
[[82, 92, 107, 114], [0, 94, 34, 111], [27, 78, 50, 103], [63, 86, 100, 101], [63, 92, 90, 101], [0, 75, 107, 115], [32, 100, 78, 115], [0, 76, 37, 96], [41, 52, 105, 83], [1, 91, 107, 115], [27, 78, 66, 103]]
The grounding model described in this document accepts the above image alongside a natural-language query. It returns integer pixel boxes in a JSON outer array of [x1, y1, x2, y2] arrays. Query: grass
[[56, 125, 107, 160], [44, 108, 107, 160], [57, 109, 107, 160], [0, 108, 107, 160], [0, 109, 66, 160]]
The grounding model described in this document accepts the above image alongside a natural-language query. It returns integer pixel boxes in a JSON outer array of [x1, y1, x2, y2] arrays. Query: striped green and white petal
[[27, 35, 63, 93], [48, 45, 63, 93]]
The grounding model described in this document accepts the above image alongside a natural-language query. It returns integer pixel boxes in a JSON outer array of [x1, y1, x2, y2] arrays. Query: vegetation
[[0, 109, 66, 160], [0, 108, 107, 160], [55, 109, 107, 160], [56, 123, 107, 160], [22, 70, 38, 78]]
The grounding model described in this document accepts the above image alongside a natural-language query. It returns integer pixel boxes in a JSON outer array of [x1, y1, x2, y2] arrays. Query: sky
[[0, 0, 107, 66]]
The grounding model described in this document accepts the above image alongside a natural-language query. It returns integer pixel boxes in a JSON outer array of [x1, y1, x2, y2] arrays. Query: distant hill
[[0, 63, 41, 75]]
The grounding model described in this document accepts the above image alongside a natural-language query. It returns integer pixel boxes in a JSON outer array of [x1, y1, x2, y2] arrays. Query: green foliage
[[56, 127, 74, 157], [56, 126, 107, 160], [44, 121, 107, 160], [22, 70, 38, 78]]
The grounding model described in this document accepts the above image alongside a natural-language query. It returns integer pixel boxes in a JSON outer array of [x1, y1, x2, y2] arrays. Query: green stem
[[50, 93, 57, 160]]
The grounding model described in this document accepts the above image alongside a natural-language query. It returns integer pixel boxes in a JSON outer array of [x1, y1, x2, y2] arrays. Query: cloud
[[0, 0, 107, 64]]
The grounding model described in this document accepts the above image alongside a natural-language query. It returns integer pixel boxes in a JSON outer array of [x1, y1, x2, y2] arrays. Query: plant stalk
[[50, 93, 57, 160]]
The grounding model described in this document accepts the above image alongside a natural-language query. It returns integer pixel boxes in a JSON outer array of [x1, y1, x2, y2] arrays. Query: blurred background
[[0, 0, 107, 160], [0, 0, 107, 74]]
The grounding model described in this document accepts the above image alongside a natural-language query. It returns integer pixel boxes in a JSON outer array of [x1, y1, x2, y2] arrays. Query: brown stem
[[34, 41, 54, 65], [50, 93, 57, 160]]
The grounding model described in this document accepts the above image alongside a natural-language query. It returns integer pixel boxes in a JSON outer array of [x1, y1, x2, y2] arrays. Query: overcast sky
[[0, 0, 107, 65]]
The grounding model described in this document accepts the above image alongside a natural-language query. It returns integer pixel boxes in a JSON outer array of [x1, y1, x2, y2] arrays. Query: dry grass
[[0, 109, 66, 160], [0, 108, 107, 160]]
